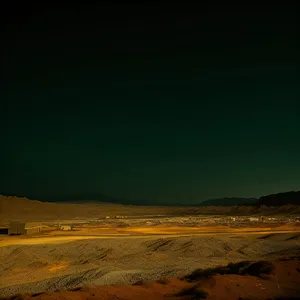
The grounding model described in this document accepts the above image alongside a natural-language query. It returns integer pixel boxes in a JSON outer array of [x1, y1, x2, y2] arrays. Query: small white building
[[249, 217, 259, 222], [59, 224, 73, 231], [26, 222, 43, 234]]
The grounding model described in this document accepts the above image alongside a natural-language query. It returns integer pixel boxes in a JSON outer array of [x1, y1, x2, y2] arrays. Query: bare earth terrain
[[1, 226, 300, 298], [1, 195, 300, 223], [1, 196, 300, 299], [5, 258, 300, 300]]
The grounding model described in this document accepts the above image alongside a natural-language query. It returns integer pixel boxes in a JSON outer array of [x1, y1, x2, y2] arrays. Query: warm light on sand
[[49, 264, 69, 272], [1, 225, 300, 247]]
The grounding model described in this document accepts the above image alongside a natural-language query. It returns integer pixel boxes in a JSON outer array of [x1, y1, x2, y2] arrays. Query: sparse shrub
[[176, 285, 208, 299], [31, 292, 45, 297], [215, 267, 231, 274], [182, 268, 214, 282], [226, 261, 252, 274], [9, 295, 25, 300], [260, 273, 272, 280], [70, 287, 83, 291], [182, 260, 275, 283], [182, 262, 252, 282], [156, 278, 169, 284], [242, 261, 275, 278], [132, 280, 144, 285]]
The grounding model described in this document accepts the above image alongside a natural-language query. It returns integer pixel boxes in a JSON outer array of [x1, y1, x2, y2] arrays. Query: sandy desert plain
[[1, 196, 300, 299]]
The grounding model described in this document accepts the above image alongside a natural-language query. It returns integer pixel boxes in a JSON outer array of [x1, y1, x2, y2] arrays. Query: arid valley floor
[[1, 196, 300, 299]]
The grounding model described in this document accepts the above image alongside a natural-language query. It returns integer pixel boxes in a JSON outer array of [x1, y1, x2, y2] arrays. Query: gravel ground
[[1, 233, 300, 297]]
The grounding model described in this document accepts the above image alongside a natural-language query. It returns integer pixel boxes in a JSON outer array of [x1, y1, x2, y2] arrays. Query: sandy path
[[1, 229, 300, 247], [0, 236, 118, 247]]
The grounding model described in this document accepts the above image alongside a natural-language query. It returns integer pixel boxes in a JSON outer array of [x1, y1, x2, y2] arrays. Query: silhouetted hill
[[41, 194, 166, 206], [199, 197, 258, 206], [0, 192, 186, 206], [2, 191, 300, 208], [0, 192, 140, 205], [1, 194, 300, 223], [258, 191, 300, 206], [42, 193, 126, 204]]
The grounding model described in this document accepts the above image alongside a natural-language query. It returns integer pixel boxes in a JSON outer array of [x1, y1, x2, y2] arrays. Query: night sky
[[1, 3, 299, 204]]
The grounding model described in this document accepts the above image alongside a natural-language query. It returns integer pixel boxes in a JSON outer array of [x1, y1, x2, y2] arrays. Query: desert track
[[1, 228, 300, 247]]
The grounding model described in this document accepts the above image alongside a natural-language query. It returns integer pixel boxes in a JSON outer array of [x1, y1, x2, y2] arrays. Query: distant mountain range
[[197, 197, 258, 207], [0, 193, 258, 207], [0, 192, 137, 205], [1, 191, 299, 207], [41, 193, 128, 205], [257, 191, 300, 206], [1, 193, 300, 223]]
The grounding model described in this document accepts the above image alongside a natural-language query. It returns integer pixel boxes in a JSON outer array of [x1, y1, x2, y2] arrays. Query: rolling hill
[[258, 191, 300, 206], [1, 192, 300, 224], [198, 197, 258, 206]]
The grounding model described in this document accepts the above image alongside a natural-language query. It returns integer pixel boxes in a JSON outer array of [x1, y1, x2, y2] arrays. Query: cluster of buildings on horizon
[[1, 215, 300, 236]]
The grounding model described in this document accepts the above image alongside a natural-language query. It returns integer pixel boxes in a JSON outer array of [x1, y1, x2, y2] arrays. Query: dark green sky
[[1, 3, 299, 204]]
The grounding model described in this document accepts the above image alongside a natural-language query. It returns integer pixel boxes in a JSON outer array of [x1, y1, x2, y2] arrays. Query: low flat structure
[[8, 222, 26, 235], [25, 222, 43, 234], [8, 222, 43, 235], [59, 224, 73, 231], [0, 227, 9, 234], [249, 217, 260, 222]]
